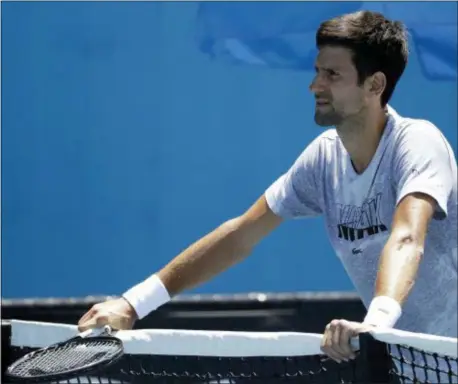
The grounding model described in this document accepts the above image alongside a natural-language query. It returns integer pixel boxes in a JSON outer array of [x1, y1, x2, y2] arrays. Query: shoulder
[[387, 107, 453, 158], [387, 107, 456, 178], [396, 118, 442, 139], [388, 106, 448, 145]]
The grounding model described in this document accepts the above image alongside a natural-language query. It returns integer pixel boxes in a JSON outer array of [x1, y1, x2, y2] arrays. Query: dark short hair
[[316, 11, 408, 106]]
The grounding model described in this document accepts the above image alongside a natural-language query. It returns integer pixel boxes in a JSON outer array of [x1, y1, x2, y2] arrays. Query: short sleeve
[[393, 121, 454, 220], [265, 136, 324, 219]]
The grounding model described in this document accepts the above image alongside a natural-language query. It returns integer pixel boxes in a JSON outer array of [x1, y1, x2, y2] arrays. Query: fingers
[[78, 306, 107, 332], [321, 322, 342, 363], [321, 319, 359, 363], [78, 307, 94, 327], [335, 321, 357, 359], [77, 307, 96, 332], [77, 300, 136, 332]]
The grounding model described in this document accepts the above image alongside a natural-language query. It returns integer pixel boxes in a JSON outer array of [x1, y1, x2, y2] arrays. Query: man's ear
[[367, 71, 387, 98]]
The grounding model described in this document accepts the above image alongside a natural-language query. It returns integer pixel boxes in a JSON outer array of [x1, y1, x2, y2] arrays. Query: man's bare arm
[[375, 192, 435, 303], [158, 195, 283, 296], [321, 192, 438, 362], [77, 195, 283, 331], [364, 192, 436, 327]]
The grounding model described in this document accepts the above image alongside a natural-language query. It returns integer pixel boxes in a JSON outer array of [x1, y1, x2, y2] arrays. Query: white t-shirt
[[265, 105, 457, 339]]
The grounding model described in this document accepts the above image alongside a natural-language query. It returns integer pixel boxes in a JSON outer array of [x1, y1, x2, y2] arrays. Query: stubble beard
[[314, 105, 344, 127]]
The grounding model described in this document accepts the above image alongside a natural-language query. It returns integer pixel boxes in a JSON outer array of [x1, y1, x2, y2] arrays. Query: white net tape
[[6, 320, 458, 384], [10, 319, 457, 358]]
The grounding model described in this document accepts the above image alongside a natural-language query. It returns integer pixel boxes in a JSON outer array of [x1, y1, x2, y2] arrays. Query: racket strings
[[11, 339, 121, 377]]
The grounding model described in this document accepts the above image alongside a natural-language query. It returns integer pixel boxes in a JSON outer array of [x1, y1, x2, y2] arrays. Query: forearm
[[123, 218, 254, 319], [364, 232, 424, 327], [158, 218, 252, 296], [123, 196, 281, 320], [375, 233, 423, 304]]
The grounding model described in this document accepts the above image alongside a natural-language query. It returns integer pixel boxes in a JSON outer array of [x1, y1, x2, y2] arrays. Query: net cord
[[9, 320, 457, 359]]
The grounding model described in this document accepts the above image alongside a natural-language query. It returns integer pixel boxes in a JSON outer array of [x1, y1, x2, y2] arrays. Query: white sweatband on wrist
[[122, 274, 171, 320], [363, 296, 402, 328]]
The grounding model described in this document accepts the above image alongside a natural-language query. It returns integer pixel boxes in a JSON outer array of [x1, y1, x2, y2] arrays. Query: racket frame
[[6, 332, 124, 383]]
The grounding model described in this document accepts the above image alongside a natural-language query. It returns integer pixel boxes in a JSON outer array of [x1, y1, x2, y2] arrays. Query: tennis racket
[[6, 326, 124, 383]]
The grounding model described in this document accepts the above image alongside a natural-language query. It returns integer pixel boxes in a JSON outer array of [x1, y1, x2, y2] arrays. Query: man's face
[[310, 46, 369, 127]]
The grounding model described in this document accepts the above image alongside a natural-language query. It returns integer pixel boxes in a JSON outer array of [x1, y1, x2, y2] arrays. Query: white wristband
[[122, 274, 171, 320], [363, 296, 402, 328]]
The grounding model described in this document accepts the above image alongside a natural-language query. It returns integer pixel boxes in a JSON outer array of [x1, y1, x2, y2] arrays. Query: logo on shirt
[[336, 193, 387, 242]]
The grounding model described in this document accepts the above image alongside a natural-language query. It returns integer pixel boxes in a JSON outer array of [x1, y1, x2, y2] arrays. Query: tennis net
[[2, 319, 457, 384]]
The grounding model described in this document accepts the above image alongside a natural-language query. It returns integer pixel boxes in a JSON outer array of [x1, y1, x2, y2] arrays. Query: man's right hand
[[77, 297, 138, 332]]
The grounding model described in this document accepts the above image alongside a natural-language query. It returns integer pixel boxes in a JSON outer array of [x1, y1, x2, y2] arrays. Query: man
[[78, 10, 457, 365]]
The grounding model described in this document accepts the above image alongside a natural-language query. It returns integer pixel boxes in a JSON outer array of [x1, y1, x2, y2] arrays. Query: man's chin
[[314, 113, 339, 127]]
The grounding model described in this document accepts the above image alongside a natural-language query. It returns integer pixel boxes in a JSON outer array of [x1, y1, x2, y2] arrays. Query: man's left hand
[[320, 319, 374, 363]]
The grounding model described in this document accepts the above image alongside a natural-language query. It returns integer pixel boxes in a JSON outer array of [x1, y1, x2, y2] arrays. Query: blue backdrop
[[2, 2, 456, 298]]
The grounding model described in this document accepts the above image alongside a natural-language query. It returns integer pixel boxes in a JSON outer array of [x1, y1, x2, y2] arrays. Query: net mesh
[[3, 320, 457, 384], [6, 350, 368, 383], [390, 344, 458, 384]]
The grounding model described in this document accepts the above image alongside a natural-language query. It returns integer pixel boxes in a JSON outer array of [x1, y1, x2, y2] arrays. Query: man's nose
[[309, 75, 328, 93]]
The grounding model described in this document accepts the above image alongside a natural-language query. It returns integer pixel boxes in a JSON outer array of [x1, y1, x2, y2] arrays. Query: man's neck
[[336, 107, 388, 174]]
